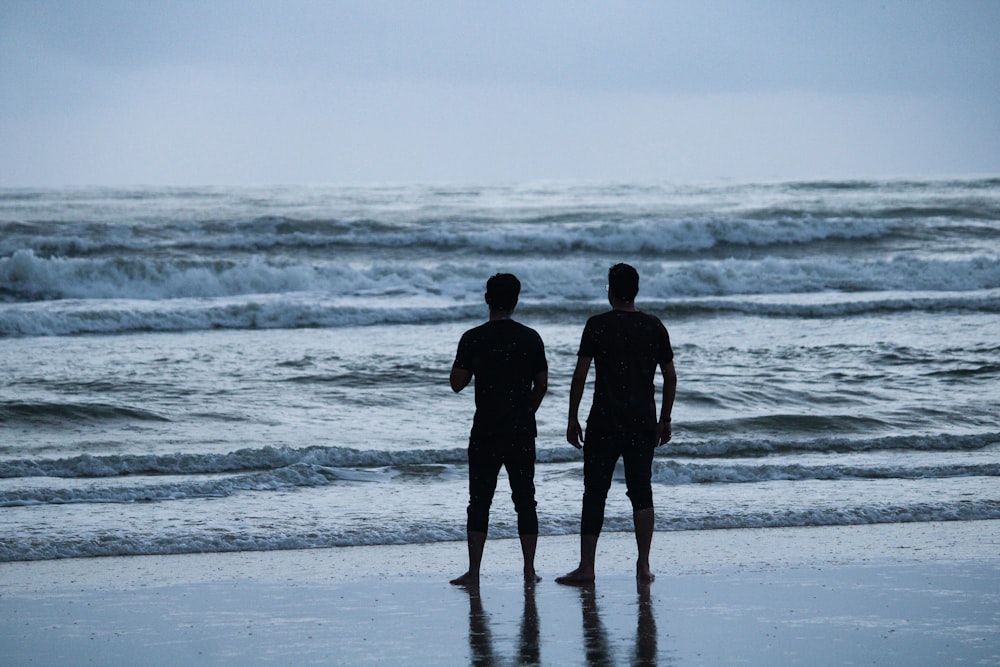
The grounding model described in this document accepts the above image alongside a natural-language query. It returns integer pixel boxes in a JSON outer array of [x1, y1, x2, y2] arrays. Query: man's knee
[[467, 503, 491, 534], [507, 490, 537, 534], [511, 493, 537, 514], [580, 491, 608, 536], [516, 508, 539, 535], [626, 486, 654, 512]]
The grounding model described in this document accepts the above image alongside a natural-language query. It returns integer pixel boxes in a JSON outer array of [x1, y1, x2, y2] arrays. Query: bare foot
[[450, 571, 479, 587], [524, 568, 542, 584], [555, 566, 595, 586], [636, 562, 655, 583]]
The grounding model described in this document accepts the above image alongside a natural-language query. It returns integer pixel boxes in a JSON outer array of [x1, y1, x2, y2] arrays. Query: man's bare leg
[[556, 534, 599, 585], [634, 508, 655, 582], [520, 533, 542, 583], [451, 530, 487, 586]]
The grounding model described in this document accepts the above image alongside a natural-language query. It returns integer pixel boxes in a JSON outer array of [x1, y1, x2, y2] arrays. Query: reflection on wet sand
[[458, 581, 661, 666], [462, 583, 540, 666], [578, 582, 660, 667]]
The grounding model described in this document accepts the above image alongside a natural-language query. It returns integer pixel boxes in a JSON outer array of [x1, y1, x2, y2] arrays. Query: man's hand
[[566, 417, 584, 449], [656, 419, 672, 446]]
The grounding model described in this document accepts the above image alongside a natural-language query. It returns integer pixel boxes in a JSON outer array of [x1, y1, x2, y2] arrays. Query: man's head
[[485, 273, 521, 312], [608, 263, 639, 303]]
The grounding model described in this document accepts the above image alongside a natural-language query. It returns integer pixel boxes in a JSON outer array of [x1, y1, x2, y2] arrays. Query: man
[[557, 263, 676, 584], [450, 273, 548, 586]]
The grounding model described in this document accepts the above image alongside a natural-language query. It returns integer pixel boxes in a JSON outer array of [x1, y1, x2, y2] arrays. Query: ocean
[[1, 179, 998, 562]]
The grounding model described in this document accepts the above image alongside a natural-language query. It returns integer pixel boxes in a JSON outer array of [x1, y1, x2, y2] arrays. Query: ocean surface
[[1, 179, 998, 562]]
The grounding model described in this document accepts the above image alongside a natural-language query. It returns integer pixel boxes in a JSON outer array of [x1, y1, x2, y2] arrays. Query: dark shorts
[[466, 434, 538, 535], [581, 429, 656, 536]]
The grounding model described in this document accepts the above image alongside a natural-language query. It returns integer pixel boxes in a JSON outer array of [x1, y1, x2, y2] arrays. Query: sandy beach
[[2, 520, 997, 666]]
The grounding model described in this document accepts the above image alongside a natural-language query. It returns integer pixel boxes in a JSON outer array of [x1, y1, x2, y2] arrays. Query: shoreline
[[3, 520, 997, 590], [3, 521, 999, 665]]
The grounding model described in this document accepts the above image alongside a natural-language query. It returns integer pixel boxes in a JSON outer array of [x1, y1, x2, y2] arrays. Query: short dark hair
[[486, 273, 521, 311], [608, 263, 639, 302]]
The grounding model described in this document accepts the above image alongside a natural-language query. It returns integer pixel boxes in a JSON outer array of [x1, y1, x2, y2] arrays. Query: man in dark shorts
[[450, 273, 548, 586], [557, 263, 676, 584]]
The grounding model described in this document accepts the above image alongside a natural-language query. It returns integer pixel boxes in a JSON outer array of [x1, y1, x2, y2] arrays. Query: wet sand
[[2, 521, 998, 665]]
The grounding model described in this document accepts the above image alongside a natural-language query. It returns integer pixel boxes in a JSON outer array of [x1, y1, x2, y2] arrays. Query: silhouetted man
[[557, 263, 676, 584], [450, 273, 548, 585]]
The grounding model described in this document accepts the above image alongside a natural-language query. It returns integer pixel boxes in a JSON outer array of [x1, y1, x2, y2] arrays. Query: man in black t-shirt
[[557, 263, 676, 585], [450, 273, 548, 586]]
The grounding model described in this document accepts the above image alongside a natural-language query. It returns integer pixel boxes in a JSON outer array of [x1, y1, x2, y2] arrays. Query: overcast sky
[[2, 0, 998, 187]]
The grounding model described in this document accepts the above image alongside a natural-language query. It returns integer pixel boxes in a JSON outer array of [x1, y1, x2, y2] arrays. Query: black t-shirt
[[579, 310, 673, 432], [454, 319, 547, 437]]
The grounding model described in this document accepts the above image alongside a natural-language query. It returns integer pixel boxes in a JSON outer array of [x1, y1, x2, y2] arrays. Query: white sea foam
[[2, 250, 998, 336], [2, 500, 997, 561], [4, 248, 998, 301]]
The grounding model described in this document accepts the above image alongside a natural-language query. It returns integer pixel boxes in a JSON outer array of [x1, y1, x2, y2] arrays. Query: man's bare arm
[[656, 359, 677, 446], [566, 356, 592, 448], [450, 366, 472, 393], [531, 369, 548, 413]]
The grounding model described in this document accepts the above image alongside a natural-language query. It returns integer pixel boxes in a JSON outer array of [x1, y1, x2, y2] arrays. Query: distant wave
[[0, 444, 471, 479], [2, 178, 998, 261], [4, 210, 998, 263], [663, 432, 1000, 457], [782, 177, 1000, 191], [0, 297, 484, 337], [2, 460, 996, 509], [0, 400, 170, 426], [0, 463, 396, 507], [3, 433, 994, 481], [2, 289, 998, 337], [0, 215, 907, 258], [649, 501, 1000, 535], [651, 292, 1000, 319], [650, 459, 1000, 485], [4, 248, 998, 302]]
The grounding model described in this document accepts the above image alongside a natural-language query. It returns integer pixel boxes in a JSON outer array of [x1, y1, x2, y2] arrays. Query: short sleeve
[[453, 332, 475, 370], [532, 332, 548, 373], [577, 318, 597, 358], [656, 320, 674, 363]]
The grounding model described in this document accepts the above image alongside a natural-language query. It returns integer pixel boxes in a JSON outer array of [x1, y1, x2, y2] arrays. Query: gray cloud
[[2, 0, 998, 185]]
